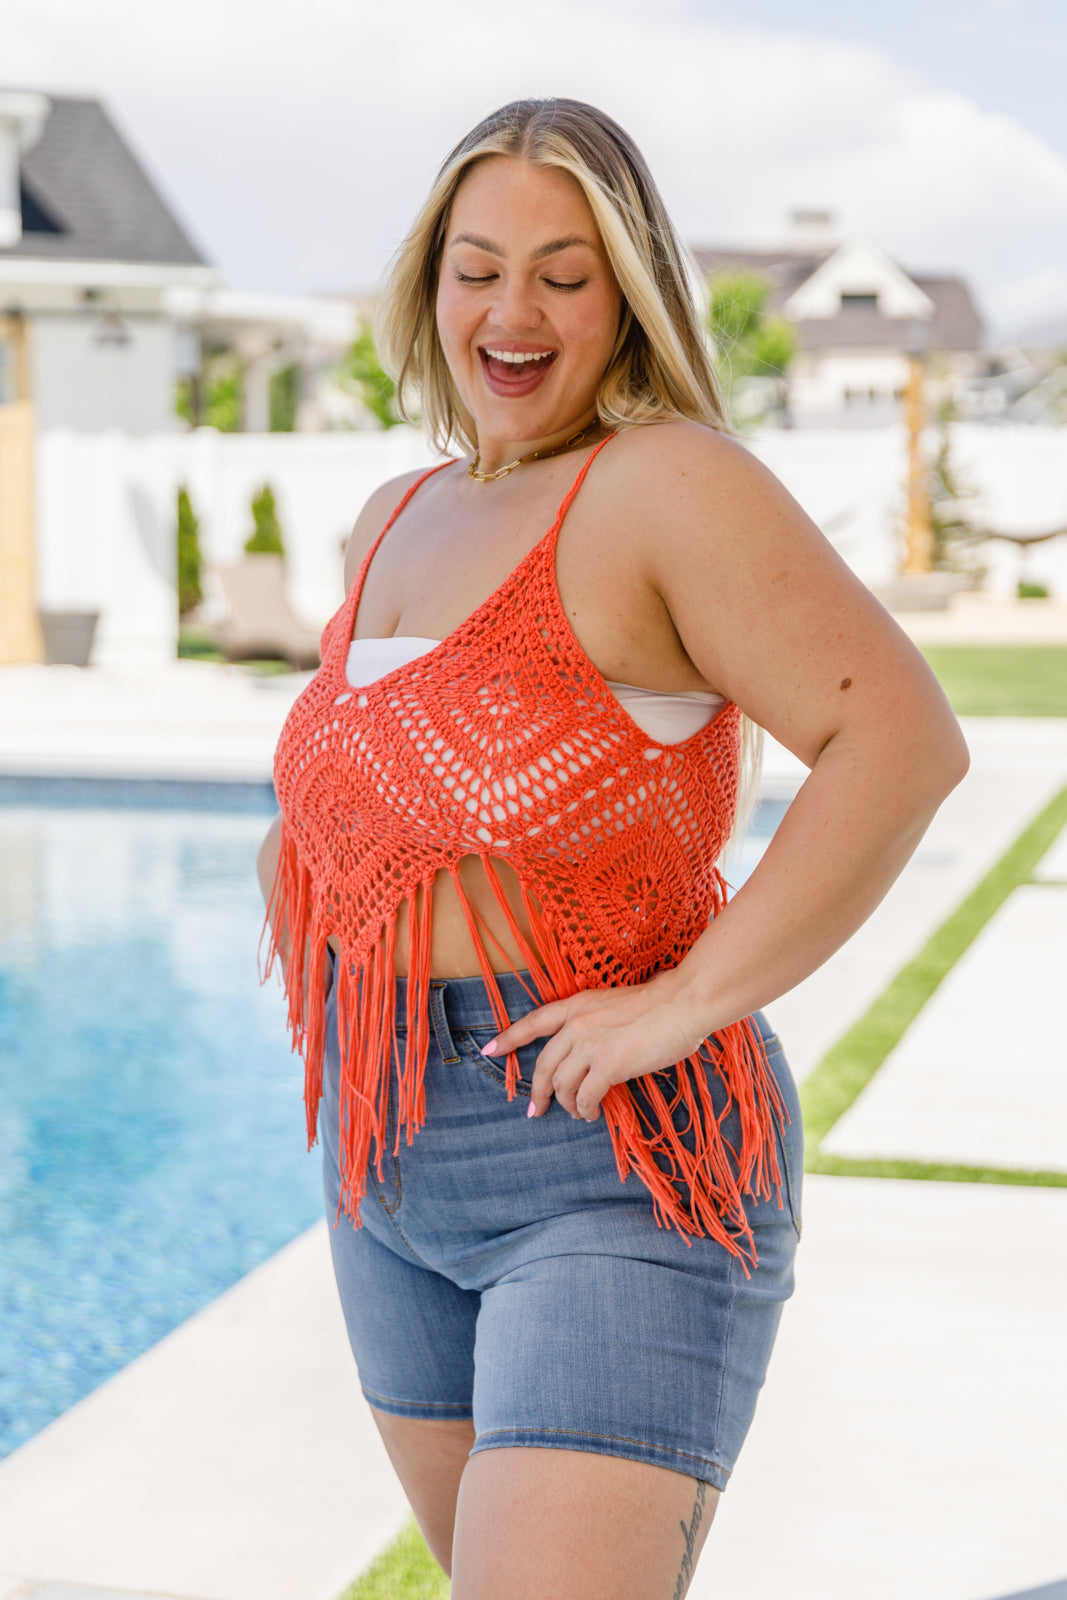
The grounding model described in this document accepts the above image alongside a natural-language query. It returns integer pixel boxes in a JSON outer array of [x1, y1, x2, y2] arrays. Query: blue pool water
[[0, 789, 786, 1462], [0, 795, 322, 1461]]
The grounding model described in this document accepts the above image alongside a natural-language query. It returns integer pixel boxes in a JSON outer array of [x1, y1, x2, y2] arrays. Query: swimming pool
[[0, 793, 323, 1462], [0, 789, 785, 1462]]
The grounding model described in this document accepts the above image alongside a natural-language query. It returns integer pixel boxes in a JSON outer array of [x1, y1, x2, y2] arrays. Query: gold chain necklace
[[467, 423, 597, 482]]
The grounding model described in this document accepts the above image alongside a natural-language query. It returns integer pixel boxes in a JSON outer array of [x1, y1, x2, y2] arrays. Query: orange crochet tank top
[[262, 434, 787, 1268]]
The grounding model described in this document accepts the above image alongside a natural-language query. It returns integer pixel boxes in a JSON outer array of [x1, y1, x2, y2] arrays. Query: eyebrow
[[449, 232, 597, 260]]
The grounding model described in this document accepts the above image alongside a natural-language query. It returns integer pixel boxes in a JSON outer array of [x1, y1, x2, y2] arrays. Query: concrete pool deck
[[1, 660, 1066, 1600]]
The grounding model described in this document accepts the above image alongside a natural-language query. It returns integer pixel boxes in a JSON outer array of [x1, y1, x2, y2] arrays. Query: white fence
[[33, 423, 1067, 666]]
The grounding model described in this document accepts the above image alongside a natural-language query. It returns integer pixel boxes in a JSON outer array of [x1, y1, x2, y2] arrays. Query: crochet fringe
[[260, 829, 789, 1278]]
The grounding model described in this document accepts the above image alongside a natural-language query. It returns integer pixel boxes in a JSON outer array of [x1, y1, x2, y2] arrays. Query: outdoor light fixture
[[92, 309, 132, 347], [81, 287, 132, 347]]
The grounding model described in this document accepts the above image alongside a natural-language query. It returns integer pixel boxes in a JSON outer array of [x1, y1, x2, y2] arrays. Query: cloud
[[5, 0, 1067, 333]]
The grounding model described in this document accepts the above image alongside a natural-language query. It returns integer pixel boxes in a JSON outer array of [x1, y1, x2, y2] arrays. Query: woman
[[258, 99, 968, 1597]]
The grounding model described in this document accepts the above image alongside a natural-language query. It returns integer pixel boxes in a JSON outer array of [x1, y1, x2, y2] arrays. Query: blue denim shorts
[[319, 950, 803, 1492]]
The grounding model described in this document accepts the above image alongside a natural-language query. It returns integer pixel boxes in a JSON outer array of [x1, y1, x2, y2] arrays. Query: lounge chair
[[206, 554, 321, 670]]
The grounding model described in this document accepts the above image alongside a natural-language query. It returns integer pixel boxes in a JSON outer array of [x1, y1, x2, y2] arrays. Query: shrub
[[177, 484, 203, 616], [1018, 580, 1050, 599], [244, 484, 285, 558]]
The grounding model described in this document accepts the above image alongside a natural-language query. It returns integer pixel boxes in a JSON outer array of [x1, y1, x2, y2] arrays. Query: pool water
[[0, 801, 322, 1462], [0, 794, 785, 1463]]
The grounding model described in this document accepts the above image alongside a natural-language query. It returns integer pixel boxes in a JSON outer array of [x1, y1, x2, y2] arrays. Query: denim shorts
[[319, 949, 803, 1492]]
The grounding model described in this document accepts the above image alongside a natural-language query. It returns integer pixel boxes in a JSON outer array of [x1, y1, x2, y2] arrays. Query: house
[[0, 86, 369, 666], [0, 87, 221, 434], [0, 87, 365, 434], [691, 211, 985, 426]]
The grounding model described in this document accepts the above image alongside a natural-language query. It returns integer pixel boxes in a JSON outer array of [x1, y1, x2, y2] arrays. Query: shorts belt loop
[[428, 981, 459, 1063]]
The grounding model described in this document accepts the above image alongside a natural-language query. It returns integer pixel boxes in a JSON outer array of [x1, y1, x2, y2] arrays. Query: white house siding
[[31, 425, 1067, 667], [31, 313, 181, 435], [788, 351, 911, 425]]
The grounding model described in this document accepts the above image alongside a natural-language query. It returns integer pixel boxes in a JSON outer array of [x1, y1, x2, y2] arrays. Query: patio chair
[[206, 554, 321, 670]]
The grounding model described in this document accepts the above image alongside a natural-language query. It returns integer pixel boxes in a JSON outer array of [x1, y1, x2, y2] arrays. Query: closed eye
[[455, 272, 588, 291]]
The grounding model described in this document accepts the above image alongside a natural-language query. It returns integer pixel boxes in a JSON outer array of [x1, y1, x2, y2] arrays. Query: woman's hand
[[482, 972, 709, 1121]]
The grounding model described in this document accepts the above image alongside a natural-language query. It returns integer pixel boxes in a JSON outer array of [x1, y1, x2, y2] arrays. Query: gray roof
[[0, 91, 210, 266], [691, 244, 984, 352]]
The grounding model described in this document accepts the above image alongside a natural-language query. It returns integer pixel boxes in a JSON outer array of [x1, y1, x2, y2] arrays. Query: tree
[[706, 268, 797, 421], [244, 483, 286, 558], [927, 393, 985, 581], [177, 485, 203, 616], [204, 353, 244, 432], [342, 319, 402, 427], [269, 362, 300, 432]]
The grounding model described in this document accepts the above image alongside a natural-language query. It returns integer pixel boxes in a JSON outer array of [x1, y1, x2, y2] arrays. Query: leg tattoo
[[671, 1479, 707, 1598]]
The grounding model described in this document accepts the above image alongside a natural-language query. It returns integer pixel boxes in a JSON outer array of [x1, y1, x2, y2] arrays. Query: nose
[[490, 275, 542, 334]]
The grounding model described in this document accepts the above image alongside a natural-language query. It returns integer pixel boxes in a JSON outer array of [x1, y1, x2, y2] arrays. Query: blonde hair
[[375, 97, 734, 452], [375, 97, 762, 841]]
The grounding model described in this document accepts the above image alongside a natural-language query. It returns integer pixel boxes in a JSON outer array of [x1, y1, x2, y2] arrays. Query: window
[[840, 292, 879, 311], [19, 174, 65, 235]]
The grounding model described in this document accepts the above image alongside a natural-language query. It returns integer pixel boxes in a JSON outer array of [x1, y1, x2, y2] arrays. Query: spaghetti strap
[[549, 432, 618, 537], [381, 459, 455, 537], [349, 458, 456, 599]]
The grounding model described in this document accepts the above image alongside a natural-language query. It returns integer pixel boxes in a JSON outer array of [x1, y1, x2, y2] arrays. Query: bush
[[244, 484, 286, 558], [177, 485, 203, 616], [1018, 580, 1050, 599]]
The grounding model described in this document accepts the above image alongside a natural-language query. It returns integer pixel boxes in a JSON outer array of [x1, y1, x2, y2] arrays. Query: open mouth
[[478, 347, 558, 396]]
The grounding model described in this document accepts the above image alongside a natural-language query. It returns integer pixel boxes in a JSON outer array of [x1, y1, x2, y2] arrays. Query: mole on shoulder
[[840, 677, 852, 690]]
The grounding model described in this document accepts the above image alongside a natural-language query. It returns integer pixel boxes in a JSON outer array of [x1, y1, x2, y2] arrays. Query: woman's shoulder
[[596, 417, 781, 536], [343, 462, 451, 590], [361, 461, 448, 526], [606, 416, 760, 482]]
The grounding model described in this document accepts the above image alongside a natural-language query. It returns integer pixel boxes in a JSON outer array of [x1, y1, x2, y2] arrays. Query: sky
[[5, 0, 1067, 340]]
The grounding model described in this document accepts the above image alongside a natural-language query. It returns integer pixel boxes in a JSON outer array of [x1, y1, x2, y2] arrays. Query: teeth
[[485, 349, 553, 364]]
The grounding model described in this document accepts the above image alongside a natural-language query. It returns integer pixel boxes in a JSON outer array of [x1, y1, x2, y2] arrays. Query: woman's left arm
[[486, 423, 970, 1119]]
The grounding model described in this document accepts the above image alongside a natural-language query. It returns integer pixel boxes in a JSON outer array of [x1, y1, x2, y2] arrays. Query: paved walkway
[[1, 661, 1065, 1600], [823, 882, 1067, 1172]]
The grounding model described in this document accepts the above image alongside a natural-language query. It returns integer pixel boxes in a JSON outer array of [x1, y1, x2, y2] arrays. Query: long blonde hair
[[375, 97, 762, 841]]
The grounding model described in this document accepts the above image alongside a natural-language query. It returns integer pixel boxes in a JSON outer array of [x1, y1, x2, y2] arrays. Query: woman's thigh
[[451, 1446, 718, 1600], [368, 1408, 475, 1575]]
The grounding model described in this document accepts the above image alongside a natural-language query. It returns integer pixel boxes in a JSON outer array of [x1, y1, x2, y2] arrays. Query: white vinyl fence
[[33, 423, 1067, 666]]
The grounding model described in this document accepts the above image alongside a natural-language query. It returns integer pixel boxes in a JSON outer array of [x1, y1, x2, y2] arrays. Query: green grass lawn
[[920, 646, 1067, 717], [338, 1517, 449, 1599]]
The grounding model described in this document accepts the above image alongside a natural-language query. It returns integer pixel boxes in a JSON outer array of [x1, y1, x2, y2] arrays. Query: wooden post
[[903, 347, 934, 575], [0, 313, 43, 663]]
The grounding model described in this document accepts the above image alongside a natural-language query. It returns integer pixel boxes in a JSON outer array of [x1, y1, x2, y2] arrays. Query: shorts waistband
[[327, 946, 546, 1055]]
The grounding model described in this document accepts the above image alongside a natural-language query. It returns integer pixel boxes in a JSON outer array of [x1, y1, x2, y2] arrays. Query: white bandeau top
[[346, 636, 726, 744]]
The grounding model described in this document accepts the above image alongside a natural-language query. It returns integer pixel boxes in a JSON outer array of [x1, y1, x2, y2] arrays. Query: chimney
[[0, 91, 52, 250], [787, 208, 838, 255]]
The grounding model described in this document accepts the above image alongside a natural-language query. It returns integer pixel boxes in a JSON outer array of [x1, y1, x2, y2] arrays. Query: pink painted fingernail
[[481, 1040, 498, 1056], [527, 1101, 537, 1118]]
